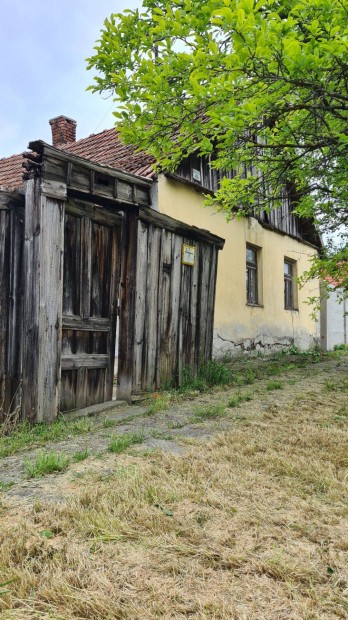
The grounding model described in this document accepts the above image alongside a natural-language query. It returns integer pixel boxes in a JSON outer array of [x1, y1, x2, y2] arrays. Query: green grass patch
[[72, 449, 89, 463], [168, 360, 233, 394], [0, 417, 94, 459], [108, 431, 145, 454], [24, 451, 71, 478], [324, 378, 348, 393], [145, 396, 170, 415], [227, 391, 253, 408], [0, 481, 14, 491], [266, 380, 284, 391], [192, 403, 226, 421], [102, 419, 118, 429]]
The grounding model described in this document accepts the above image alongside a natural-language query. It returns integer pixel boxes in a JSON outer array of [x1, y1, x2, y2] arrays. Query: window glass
[[246, 245, 258, 304], [284, 260, 294, 309]]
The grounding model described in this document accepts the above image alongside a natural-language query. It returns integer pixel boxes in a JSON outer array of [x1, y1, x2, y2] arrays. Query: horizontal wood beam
[[29, 141, 152, 188], [138, 207, 225, 249], [61, 354, 109, 369], [62, 316, 111, 332]]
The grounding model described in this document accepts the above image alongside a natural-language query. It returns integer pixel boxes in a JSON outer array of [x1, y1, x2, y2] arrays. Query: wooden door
[[60, 202, 121, 412]]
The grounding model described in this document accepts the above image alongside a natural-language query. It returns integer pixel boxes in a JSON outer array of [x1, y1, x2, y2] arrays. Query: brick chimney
[[49, 115, 77, 147]]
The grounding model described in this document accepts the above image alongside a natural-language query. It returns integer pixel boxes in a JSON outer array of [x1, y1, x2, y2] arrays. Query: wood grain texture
[[117, 209, 138, 402]]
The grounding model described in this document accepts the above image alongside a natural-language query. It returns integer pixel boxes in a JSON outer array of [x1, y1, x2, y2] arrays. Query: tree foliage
[[87, 0, 348, 288]]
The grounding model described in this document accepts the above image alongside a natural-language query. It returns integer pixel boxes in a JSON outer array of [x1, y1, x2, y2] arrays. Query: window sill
[[285, 307, 299, 312], [246, 302, 264, 308]]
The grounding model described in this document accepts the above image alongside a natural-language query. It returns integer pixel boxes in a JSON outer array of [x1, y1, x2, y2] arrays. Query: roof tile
[[0, 128, 156, 190]]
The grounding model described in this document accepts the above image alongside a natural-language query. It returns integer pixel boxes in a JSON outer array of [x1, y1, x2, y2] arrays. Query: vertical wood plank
[[38, 196, 65, 421], [169, 235, 183, 385], [157, 229, 173, 386], [144, 224, 161, 390], [117, 208, 138, 402], [22, 179, 65, 423], [133, 221, 148, 392], [0, 208, 10, 417], [6, 205, 24, 412], [21, 178, 41, 423]]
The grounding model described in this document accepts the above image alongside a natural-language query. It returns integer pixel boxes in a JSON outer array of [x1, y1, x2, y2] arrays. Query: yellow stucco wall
[[157, 175, 320, 356]]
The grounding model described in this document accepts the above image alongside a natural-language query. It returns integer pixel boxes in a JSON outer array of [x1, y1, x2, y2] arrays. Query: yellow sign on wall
[[182, 244, 196, 266]]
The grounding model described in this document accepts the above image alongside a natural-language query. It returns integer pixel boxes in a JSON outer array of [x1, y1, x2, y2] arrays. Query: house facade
[[1, 116, 321, 368], [156, 173, 321, 356]]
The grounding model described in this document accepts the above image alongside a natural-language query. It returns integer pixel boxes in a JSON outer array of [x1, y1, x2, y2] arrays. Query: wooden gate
[[60, 201, 121, 412]]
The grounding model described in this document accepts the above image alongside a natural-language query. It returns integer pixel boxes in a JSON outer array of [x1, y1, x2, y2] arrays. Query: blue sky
[[0, 0, 140, 158]]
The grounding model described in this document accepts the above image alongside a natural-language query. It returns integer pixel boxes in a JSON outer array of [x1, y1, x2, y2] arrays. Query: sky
[[0, 0, 140, 158]]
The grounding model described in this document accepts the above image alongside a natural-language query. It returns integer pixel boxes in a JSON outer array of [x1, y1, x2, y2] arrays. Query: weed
[[24, 451, 71, 478], [145, 395, 170, 415], [192, 403, 226, 420], [0, 481, 14, 491], [324, 378, 348, 393], [266, 380, 284, 391], [72, 449, 89, 463], [243, 368, 256, 384], [0, 578, 18, 596], [102, 419, 117, 429], [228, 394, 242, 408], [108, 431, 144, 454], [228, 391, 253, 408], [167, 360, 233, 394], [333, 343, 348, 351], [0, 416, 95, 459]]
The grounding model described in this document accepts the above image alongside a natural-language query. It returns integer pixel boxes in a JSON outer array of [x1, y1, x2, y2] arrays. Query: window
[[284, 260, 297, 309], [246, 245, 258, 304]]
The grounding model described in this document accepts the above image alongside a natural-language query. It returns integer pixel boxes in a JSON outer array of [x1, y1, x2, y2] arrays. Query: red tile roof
[[0, 153, 24, 190], [62, 129, 155, 179], [0, 128, 156, 190]]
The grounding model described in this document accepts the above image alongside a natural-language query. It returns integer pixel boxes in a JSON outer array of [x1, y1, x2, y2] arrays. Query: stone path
[[1, 355, 347, 507]]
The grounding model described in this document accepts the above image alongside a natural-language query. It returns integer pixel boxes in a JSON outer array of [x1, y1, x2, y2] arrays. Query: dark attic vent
[[96, 175, 110, 187]]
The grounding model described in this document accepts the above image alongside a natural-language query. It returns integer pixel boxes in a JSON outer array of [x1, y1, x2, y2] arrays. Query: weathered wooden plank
[[41, 179, 67, 200], [117, 209, 138, 402], [139, 207, 225, 249], [60, 370, 77, 412], [0, 208, 10, 416], [144, 224, 162, 390], [133, 221, 148, 392], [32, 143, 151, 188], [105, 223, 120, 401], [196, 242, 211, 365], [6, 205, 24, 413], [61, 354, 109, 369], [37, 196, 64, 421], [205, 245, 217, 361], [22, 180, 65, 422], [63, 213, 81, 316], [21, 177, 42, 423], [81, 216, 92, 318], [188, 241, 199, 372], [66, 200, 122, 226], [90, 221, 113, 318], [178, 242, 192, 371], [157, 229, 173, 386], [168, 234, 183, 385], [62, 315, 110, 331]]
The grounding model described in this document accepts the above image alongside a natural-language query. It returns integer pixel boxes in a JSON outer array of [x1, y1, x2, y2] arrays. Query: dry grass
[[0, 370, 347, 618]]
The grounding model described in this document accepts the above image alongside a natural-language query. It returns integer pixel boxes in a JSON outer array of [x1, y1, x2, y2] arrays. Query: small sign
[[182, 244, 196, 266], [192, 168, 201, 182]]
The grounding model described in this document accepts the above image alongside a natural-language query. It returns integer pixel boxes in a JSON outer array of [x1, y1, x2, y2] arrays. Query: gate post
[[22, 177, 66, 423]]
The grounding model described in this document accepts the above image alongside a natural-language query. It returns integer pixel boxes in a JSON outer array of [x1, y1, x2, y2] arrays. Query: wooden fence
[[0, 143, 224, 423]]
